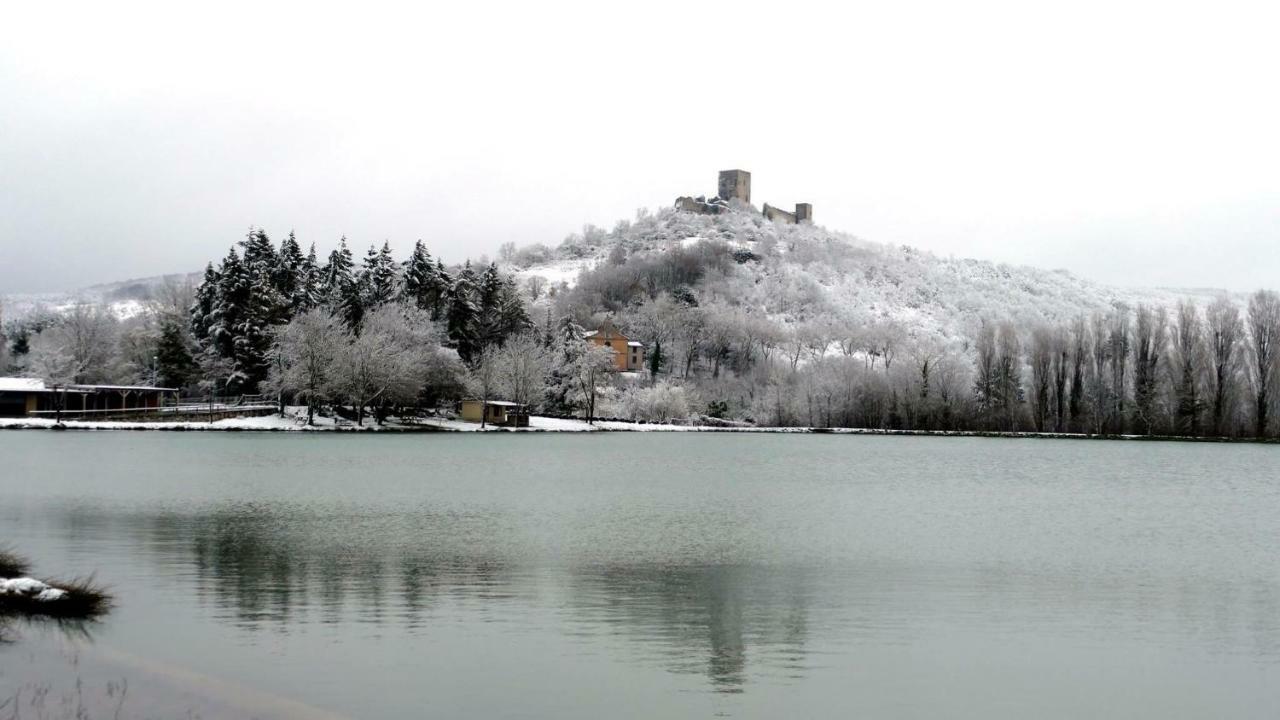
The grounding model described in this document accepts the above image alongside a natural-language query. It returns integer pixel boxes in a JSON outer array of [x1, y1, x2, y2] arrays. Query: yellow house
[[459, 400, 529, 427], [584, 320, 645, 372]]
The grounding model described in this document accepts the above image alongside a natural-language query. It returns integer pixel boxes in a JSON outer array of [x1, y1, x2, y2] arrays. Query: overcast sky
[[2, 0, 1278, 294]]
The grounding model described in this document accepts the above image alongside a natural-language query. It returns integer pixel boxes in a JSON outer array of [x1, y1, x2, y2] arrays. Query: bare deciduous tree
[[1246, 289, 1280, 438], [1205, 295, 1242, 437], [1169, 300, 1203, 435]]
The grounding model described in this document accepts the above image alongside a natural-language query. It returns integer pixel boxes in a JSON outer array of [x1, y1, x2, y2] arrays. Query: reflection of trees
[[58, 503, 822, 694], [566, 565, 814, 693], [120, 503, 529, 629]]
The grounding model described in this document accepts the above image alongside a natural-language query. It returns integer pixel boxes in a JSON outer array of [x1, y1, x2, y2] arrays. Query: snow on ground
[[0, 412, 1220, 439], [512, 258, 597, 290], [0, 577, 67, 602], [0, 408, 437, 432], [1, 411, 742, 433]]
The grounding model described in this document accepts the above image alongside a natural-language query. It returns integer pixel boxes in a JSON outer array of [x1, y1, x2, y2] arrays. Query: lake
[[2, 431, 1279, 718]]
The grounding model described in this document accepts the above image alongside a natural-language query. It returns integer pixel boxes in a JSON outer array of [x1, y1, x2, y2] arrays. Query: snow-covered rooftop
[[0, 377, 48, 393], [462, 399, 526, 407], [70, 384, 178, 392]]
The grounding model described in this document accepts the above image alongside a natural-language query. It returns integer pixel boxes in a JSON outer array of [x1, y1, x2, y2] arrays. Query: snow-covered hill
[[505, 205, 1223, 345], [4, 273, 200, 322], [4, 206, 1234, 342]]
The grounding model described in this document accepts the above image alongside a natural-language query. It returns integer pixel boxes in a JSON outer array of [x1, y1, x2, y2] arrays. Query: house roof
[[461, 399, 526, 407], [70, 384, 179, 392], [0, 377, 50, 393], [627, 341, 643, 347], [584, 319, 636, 343], [0, 378, 177, 394]]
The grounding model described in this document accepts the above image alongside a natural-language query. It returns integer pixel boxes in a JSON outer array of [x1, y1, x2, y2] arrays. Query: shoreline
[[0, 415, 1275, 443]]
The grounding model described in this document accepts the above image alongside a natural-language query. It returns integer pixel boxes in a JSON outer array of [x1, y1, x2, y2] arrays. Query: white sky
[[2, 0, 1278, 293]]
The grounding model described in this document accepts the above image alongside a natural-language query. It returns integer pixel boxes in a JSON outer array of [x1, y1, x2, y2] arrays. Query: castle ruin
[[674, 169, 811, 224]]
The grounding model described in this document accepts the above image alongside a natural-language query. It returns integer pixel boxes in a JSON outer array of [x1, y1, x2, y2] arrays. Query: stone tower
[[718, 169, 751, 204], [794, 203, 813, 223]]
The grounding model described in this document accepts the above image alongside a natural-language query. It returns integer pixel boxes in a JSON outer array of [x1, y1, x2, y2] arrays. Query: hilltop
[[6, 204, 1221, 344], [510, 204, 1213, 346]]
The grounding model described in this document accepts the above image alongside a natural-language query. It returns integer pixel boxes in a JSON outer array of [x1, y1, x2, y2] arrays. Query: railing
[[30, 396, 277, 421]]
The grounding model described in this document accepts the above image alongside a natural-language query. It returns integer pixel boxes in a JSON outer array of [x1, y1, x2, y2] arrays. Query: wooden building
[[459, 400, 529, 427], [0, 378, 178, 418]]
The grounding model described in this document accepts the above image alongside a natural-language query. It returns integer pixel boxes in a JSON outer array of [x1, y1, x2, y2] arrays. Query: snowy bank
[[0, 553, 111, 619], [0, 409, 449, 433], [0, 412, 1268, 442], [0, 577, 67, 603]]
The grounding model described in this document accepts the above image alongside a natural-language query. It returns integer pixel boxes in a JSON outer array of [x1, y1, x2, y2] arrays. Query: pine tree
[[447, 262, 480, 364], [156, 319, 197, 389], [544, 315, 587, 412], [276, 231, 306, 312], [432, 260, 453, 319], [209, 248, 249, 359], [190, 262, 220, 342], [401, 240, 434, 310], [240, 227, 279, 279], [475, 263, 505, 345], [361, 241, 400, 308], [231, 266, 285, 393], [496, 275, 532, 340], [321, 238, 362, 328], [296, 243, 321, 311], [648, 338, 663, 377], [542, 306, 555, 347]]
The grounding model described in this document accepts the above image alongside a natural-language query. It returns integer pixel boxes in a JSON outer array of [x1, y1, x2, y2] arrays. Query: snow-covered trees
[[0, 301, 8, 374], [26, 303, 118, 385], [620, 380, 691, 423], [187, 231, 536, 414], [155, 320, 197, 389], [331, 304, 431, 425], [1246, 290, 1280, 438], [446, 262, 480, 364], [1131, 305, 1167, 435], [360, 241, 400, 309], [402, 240, 450, 319], [1206, 295, 1243, 437], [267, 309, 346, 424], [494, 332, 550, 410], [540, 315, 613, 422], [1169, 301, 1203, 435]]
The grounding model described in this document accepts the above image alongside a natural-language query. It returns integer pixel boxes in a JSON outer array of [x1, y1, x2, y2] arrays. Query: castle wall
[[763, 203, 797, 224]]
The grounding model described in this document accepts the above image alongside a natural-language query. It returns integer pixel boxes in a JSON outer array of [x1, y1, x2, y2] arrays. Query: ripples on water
[[2, 432, 1280, 718]]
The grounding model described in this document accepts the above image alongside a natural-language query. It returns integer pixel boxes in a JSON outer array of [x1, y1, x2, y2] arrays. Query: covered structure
[[0, 378, 87, 418], [0, 378, 179, 418], [458, 400, 529, 427]]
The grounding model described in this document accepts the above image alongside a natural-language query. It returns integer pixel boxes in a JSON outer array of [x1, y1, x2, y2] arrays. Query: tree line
[[6, 219, 1280, 438]]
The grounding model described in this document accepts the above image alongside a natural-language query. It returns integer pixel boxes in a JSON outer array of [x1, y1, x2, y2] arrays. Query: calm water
[[2, 432, 1279, 718]]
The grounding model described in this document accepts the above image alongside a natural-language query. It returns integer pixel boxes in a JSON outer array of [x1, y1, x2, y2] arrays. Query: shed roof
[[0, 377, 49, 393], [70, 384, 179, 392], [461, 399, 526, 407]]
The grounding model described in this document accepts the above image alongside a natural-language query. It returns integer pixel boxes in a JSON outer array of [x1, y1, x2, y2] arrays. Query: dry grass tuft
[[0, 548, 31, 577]]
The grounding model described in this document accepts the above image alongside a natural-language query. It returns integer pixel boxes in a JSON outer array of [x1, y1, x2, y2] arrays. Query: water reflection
[[56, 502, 823, 694], [566, 564, 814, 692], [8, 433, 1280, 718], [40, 496, 1280, 702], [0, 614, 100, 645]]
